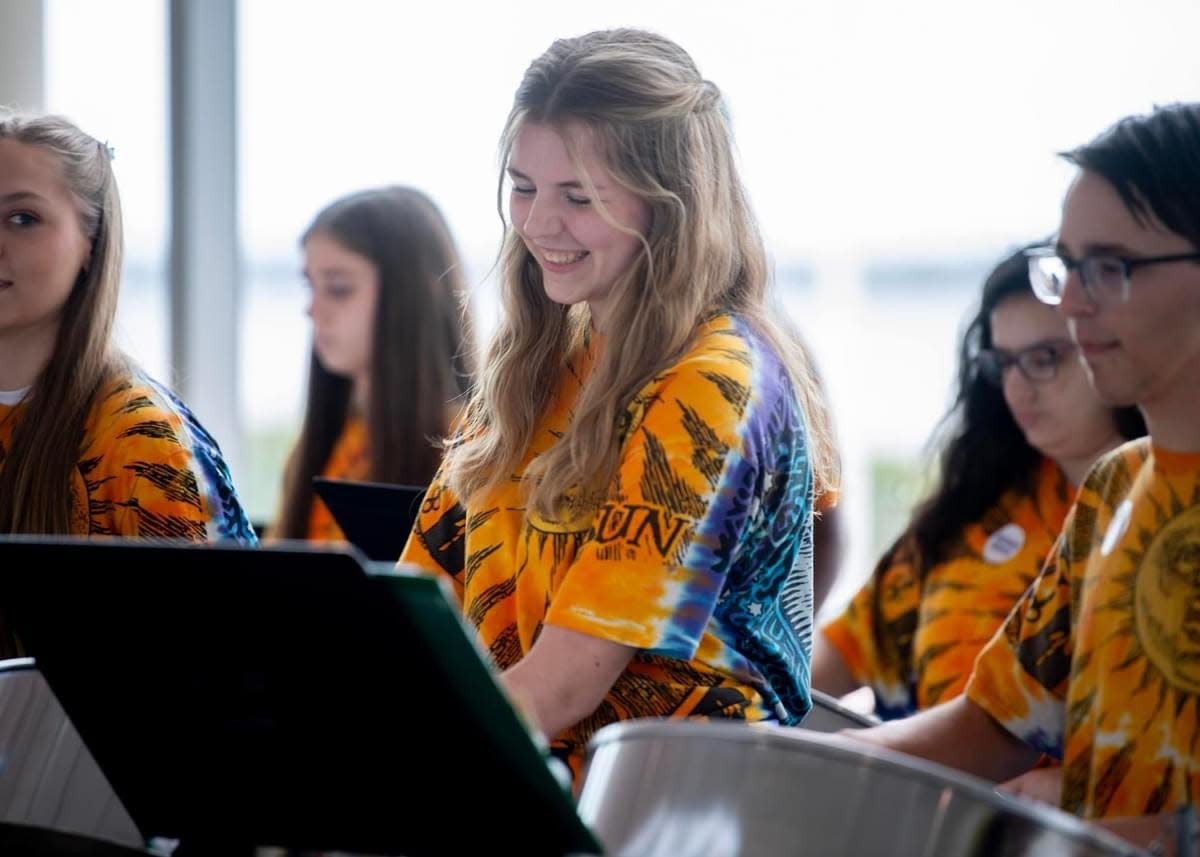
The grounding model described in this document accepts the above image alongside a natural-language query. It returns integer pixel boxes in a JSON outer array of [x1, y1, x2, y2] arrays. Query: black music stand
[[0, 538, 599, 856], [311, 477, 425, 562]]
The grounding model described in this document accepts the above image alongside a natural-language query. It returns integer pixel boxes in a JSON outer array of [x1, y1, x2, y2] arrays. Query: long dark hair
[[0, 112, 125, 534], [274, 186, 475, 538], [903, 245, 1145, 571], [1062, 102, 1200, 249]]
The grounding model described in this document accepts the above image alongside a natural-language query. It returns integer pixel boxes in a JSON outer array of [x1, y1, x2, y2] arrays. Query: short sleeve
[[821, 538, 921, 716], [966, 531, 1073, 758], [546, 356, 760, 660], [400, 468, 467, 605], [82, 381, 256, 544]]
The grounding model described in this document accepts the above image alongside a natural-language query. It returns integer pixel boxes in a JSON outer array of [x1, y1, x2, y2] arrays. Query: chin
[[1024, 438, 1058, 461], [1081, 365, 1139, 408], [1089, 378, 1140, 409], [541, 284, 588, 308], [315, 354, 350, 377]]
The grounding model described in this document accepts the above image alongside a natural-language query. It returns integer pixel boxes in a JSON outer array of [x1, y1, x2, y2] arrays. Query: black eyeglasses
[[1026, 247, 1200, 306], [976, 339, 1077, 386]]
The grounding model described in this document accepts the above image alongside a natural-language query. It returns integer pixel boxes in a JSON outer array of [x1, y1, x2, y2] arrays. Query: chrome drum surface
[[577, 721, 1140, 857]]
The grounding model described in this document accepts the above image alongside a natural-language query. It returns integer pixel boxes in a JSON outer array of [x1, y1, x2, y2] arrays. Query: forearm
[[1095, 810, 1198, 856], [811, 505, 844, 612], [501, 624, 635, 738], [502, 661, 602, 738], [846, 696, 1041, 783], [811, 633, 859, 698]]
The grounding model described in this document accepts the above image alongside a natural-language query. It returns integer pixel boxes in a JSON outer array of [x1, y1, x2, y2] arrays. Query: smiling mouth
[[540, 249, 589, 266]]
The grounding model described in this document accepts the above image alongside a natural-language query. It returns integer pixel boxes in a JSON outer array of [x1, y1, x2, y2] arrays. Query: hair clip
[[102, 140, 116, 162]]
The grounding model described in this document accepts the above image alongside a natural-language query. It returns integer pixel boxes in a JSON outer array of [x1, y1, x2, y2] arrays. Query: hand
[[997, 766, 1062, 806]]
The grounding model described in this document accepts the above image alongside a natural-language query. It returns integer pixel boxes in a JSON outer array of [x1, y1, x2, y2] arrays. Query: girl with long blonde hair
[[400, 29, 837, 780]]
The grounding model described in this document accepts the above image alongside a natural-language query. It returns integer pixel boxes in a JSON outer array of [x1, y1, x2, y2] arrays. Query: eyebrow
[[1055, 240, 1140, 257], [302, 267, 357, 280], [506, 167, 607, 192], [0, 190, 48, 205], [989, 336, 1073, 353]]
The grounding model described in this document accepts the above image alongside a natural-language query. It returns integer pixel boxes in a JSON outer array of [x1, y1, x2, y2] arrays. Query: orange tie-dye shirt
[[823, 458, 1074, 718], [0, 372, 254, 541], [400, 315, 816, 779], [967, 439, 1200, 818], [305, 416, 369, 542]]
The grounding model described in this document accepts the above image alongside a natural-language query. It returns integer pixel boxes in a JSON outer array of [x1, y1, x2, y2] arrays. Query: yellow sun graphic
[[1055, 456, 1200, 813], [1135, 504, 1200, 695], [1085, 477, 1200, 714]]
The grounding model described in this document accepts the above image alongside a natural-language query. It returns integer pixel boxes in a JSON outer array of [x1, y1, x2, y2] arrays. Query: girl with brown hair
[[272, 186, 475, 541]]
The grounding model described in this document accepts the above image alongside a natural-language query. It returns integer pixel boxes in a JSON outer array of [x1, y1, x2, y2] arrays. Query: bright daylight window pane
[[45, 0, 169, 385]]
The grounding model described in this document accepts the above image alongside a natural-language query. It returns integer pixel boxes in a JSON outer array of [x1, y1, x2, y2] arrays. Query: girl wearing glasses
[[813, 246, 1144, 718]]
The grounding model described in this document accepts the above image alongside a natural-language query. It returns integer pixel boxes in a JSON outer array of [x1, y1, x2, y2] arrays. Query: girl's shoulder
[[87, 370, 195, 445]]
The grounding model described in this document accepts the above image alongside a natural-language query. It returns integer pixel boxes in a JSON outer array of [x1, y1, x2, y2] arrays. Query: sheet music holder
[[0, 538, 599, 856], [312, 477, 425, 562]]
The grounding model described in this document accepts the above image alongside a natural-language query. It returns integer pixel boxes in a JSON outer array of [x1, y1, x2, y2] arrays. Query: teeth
[[543, 250, 588, 265]]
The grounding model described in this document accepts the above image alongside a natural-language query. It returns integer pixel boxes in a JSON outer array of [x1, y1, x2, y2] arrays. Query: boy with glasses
[[850, 102, 1200, 854]]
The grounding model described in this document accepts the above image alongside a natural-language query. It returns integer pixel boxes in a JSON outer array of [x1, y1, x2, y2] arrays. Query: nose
[[520, 195, 563, 240], [306, 290, 328, 327], [1057, 266, 1097, 321], [1002, 365, 1037, 407]]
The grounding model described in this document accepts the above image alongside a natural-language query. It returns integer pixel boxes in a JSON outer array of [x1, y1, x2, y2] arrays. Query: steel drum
[[800, 689, 880, 731], [577, 721, 1142, 857], [0, 821, 151, 855], [0, 659, 143, 849]]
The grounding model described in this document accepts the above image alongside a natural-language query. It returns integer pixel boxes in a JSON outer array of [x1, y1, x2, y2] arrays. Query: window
[[46, 0, 170, 382]]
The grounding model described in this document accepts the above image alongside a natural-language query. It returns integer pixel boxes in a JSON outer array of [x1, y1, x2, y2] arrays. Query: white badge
[[1100, 499, 1134, 557], [982, 523, 1026, 565]]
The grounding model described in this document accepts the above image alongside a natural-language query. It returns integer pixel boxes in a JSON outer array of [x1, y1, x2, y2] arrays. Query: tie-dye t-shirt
[[0, 371, 255, 543], [823, 458, 1073, 719], [306, 416, 369, 542], [967, 439, 1200, 818], [400, 314, 815, 778]]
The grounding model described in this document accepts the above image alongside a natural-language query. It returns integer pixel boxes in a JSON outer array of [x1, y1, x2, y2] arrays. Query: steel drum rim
[[583, 719, 1141, 856], [808, 688, 880, 728], [0, 657, 37, 673]]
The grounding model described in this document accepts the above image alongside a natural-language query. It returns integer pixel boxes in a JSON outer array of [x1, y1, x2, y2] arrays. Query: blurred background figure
[[271, 186, 474, 541]]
